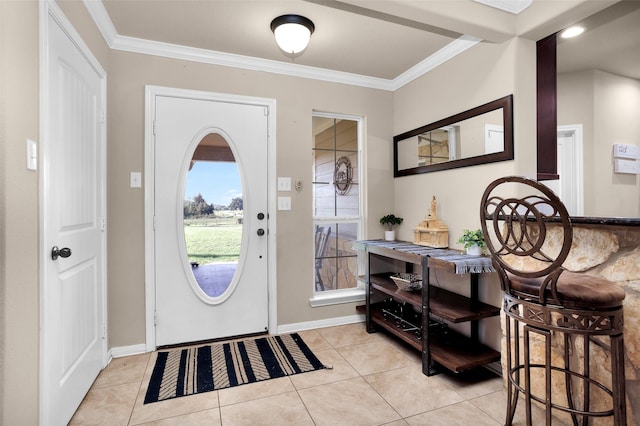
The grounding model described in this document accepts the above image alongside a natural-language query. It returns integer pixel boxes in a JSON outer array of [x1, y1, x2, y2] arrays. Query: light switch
[[277, 196, 291, 210], [277, 177, 292, 191], [26, 139, 37, 171], [130, 172, 142, 188]]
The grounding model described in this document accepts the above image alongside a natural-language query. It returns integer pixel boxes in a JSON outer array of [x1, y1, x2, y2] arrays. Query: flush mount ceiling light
[[560, 25, 585, 39], [270, 14, 315, 57]]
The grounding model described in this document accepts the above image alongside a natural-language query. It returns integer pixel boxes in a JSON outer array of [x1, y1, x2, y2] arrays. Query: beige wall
[[1, 1, 41, 423], [1, 1, 42, 422], [559, 69, 640, 217], [393, 37, 537, 253], [392, 37, 537, 349]]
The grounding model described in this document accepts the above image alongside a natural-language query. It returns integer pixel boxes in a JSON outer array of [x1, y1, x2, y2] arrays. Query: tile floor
[[70, 323, 567, 425]]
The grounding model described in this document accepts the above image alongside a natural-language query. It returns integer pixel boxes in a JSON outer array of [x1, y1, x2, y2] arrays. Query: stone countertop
[[570, 216, 640, 227]]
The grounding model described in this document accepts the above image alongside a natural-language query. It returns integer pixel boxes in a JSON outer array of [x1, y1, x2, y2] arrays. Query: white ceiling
[[85, 0, 638, 88], [557, 1, 640, 80]]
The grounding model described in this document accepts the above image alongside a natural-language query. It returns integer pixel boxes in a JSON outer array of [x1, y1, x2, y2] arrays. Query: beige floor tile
[[381, 420, 410, 426], [296, 328, 333, 352], [317, 323, 382, 348], [129, 352, 219, 426], [136, 408, 221, 425], [470, 389, 571, 426], [434, 368, 504, 400], [129, 392, 220, 425], [290, 348, 359, 390], [93, 353, 151, 389], [365, 366, 465, 418], [337, 340, 414, 376], [69, 382, 139, 426], [299, 376, 401, 426], [218, 376, 295, 406], [405, 401, 501, 426], [220, 391, 314, 425]]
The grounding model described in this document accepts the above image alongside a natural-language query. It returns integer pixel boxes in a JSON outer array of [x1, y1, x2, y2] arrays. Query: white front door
[[151, 93, 270, 347], [42, 12, 106, 425]]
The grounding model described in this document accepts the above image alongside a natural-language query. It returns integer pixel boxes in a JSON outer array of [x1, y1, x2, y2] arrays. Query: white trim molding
[[309, 289, 366, 308], [109, 344, 147, 359], [392, 35, 481, 90], [277, 314, 365, 334]]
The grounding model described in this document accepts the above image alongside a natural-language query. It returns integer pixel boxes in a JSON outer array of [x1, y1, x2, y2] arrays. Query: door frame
[[557, 124, 584, 216], [144, 86, 277, 351], [39, 0, 108, 422]]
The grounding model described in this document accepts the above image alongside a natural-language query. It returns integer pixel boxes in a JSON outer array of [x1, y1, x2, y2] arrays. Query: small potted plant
[[457, 229, 486, 255], [380, 214, 404, 241]]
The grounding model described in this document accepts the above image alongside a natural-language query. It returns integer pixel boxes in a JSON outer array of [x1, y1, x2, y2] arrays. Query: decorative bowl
[[390, 273, 422, 291]]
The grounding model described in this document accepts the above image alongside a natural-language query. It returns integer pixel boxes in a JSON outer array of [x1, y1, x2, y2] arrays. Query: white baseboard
[[109, 343, 147, 358], [107, 316, 364, 358], [276, 313, 365, 334]]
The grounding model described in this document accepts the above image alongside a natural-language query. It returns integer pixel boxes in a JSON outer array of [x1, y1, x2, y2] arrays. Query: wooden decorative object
[[413, 196, 449, 248]]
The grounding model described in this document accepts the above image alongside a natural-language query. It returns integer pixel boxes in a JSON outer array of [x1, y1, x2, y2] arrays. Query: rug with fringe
[[144, 333, 324, 403]]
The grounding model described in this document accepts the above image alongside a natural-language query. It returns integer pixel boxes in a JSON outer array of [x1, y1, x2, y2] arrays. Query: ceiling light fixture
[[560, 26, 585, 39], [270, 14, 315, 57]]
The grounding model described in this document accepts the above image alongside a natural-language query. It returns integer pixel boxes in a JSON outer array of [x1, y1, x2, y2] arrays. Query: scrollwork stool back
[[480, 176, 626, 425]]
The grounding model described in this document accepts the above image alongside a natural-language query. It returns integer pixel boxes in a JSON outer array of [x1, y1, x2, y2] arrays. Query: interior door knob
[[257, 228, 265, 236], [51, 246, 72, 260]]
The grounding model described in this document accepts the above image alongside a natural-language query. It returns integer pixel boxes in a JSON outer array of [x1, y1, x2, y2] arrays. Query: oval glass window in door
[[183, 133, 243, 297]]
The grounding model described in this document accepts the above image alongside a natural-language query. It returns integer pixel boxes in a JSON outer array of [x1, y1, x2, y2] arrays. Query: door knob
[[257, 228, 265, 236], [51, 246, 72, 260]]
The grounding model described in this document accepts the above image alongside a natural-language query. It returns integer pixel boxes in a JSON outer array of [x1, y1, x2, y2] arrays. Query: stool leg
[[524, 326, 532, 426], [582, 336, 590, 426], [611, 333, 626, 426], [544, 328, 552, 426], [563, 333, 580, 426], [506, 315, 518, 425]]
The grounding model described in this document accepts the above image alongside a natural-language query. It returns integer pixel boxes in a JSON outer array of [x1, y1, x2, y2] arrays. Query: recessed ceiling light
[[560, 26, 585, 39]]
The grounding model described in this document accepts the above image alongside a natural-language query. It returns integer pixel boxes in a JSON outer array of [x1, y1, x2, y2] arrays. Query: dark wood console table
[[353, 240, 501, 376]]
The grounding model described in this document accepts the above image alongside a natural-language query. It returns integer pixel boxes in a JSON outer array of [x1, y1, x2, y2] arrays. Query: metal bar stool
[[480, 176, 626, 425]]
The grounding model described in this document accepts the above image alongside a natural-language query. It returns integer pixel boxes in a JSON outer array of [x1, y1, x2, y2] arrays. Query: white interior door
[[545, 125, 584, 216], [42, 12, 106, 425], [153, 94, 269, 347]]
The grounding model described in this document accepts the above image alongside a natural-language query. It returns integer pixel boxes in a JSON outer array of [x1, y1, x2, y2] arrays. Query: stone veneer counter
[[513, 218, 640, 423]]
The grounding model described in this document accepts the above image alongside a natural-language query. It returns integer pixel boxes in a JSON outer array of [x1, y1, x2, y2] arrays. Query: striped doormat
[[144, 333, 325, 403]]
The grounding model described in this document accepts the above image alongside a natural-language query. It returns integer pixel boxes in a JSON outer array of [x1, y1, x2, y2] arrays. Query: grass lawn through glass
[[184, 216, 242, 264]]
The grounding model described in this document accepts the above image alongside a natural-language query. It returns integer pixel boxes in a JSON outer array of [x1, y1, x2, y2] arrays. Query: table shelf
[[355, 240, 500, 376]]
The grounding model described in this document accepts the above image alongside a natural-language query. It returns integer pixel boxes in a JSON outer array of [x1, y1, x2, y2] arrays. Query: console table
[[353, 240, 501, 376]]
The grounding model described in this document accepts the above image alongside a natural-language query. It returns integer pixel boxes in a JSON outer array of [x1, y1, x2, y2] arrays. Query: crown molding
[[113, 34, 396, 90], [473, 0, 533, 15], [83, 0, 118, 44], [392, 35, 481, 90], [83, 0, 481, 92]]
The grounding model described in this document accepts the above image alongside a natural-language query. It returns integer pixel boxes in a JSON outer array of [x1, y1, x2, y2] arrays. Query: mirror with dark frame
[[394, 95, 513, 177], [537, 1, 640, 219]]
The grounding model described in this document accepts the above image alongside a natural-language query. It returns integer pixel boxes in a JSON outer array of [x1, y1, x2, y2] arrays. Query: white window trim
[[310, 112, 365, 306]]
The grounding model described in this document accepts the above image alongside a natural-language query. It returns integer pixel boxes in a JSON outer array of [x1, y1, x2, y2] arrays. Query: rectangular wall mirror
[[394, 95, 513, 177]]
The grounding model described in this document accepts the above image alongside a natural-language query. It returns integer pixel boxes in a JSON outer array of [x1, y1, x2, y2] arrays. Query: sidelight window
[[312, 113, 363, 301]]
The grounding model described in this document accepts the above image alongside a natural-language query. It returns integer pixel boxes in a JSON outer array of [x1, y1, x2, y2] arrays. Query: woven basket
[[390, 273, 422, 291]]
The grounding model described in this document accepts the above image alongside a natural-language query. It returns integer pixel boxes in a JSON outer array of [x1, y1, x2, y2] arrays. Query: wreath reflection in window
[[334, 156, 353, 196]]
